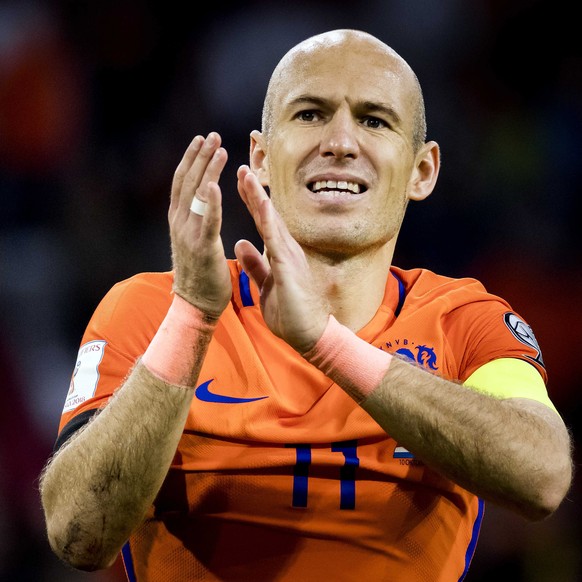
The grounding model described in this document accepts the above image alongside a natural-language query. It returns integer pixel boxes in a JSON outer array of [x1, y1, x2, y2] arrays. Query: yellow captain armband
[[464, 358, 558, 414]]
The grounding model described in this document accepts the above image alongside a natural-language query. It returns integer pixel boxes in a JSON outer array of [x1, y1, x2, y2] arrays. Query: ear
[[250, 130, 270, 187], [407, 140, 440, 202]]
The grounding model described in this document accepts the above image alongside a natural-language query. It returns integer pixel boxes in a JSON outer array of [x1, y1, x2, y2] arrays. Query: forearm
[[40, 295, 218, 570], [361, 357, 572, 519], [303, 316, 572, 520], [40, 362, 194, 570]]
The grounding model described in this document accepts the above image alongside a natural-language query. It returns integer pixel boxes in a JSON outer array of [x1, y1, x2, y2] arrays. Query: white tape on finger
[[190, 197, 207, 216]]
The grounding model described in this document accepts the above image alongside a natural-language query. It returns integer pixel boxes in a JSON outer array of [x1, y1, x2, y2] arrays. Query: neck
[[304, 242, 395, 332]]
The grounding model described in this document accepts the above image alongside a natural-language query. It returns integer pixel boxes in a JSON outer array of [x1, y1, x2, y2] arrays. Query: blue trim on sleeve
[[239, 270, 254, 307], [458, 498, 485, 581], [121, 541, 137, 582]]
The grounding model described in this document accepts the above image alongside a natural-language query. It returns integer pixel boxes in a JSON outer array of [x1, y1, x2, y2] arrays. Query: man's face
[[254, 35, 423, 258]]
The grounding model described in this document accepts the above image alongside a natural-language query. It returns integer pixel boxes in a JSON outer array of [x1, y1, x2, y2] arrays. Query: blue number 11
[[287, 440, 359, 510]]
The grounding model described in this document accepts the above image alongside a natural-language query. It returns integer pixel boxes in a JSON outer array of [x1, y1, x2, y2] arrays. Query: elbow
[[519, 497, 562, 522], [46, 517, 119, 572], [519, 460, 573, 522]]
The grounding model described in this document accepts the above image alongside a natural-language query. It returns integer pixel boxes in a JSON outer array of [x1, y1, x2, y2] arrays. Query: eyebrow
[[286, 95, 402, 125], [359, 101, 402, 126]]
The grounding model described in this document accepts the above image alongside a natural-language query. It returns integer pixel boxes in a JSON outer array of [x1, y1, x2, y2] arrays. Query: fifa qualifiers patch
[[63, 340, 107, 413], [503, 313, 545, 368]]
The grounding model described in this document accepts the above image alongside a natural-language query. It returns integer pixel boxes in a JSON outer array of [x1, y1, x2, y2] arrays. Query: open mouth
[[308, 180, 367, 195]]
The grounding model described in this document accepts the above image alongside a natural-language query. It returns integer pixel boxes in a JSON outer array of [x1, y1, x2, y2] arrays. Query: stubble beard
[[287, 211, 402, 262]]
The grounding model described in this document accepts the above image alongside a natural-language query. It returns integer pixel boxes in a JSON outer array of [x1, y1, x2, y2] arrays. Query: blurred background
[[0, 0, 580, 580]]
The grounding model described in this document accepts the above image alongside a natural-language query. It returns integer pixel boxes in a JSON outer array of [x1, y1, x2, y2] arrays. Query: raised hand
[[235, 165, 329, 354], [169, 133, 232, 319]]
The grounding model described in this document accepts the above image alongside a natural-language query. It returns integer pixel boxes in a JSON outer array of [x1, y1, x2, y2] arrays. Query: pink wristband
[[303, 315, 392, 403], [141, 294, 217, 386]]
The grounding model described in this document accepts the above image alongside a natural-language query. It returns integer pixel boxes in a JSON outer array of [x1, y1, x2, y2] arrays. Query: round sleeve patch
[[503, 312, 545, 368], [63, 340, 107, 413]]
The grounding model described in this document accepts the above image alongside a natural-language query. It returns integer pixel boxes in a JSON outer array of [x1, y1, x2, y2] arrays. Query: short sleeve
[[57, 272, 174, 435], [445, 298, 547, 385]]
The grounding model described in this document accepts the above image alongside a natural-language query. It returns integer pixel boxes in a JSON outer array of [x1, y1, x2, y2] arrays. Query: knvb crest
[[381, 340, 438, 370]]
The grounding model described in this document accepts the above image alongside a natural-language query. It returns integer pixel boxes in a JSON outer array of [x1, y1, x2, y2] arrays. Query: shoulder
[[391, 266, 506, 310], [392, 267, 547, 380], [92, 261, 246, 329], [109, 270, 174, 297], [90, 271, 174, 331]]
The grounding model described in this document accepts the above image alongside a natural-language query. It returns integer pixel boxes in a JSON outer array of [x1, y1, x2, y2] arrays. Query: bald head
[[261, 29, 427, 152]]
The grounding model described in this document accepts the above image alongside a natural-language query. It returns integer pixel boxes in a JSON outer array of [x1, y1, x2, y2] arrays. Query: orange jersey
[[57, 262, 548, 582]]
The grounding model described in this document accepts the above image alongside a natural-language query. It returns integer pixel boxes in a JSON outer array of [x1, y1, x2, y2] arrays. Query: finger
[[259, 198, 285, 250], [180, 147, 228, 226], [237, 168, 270, 234], [246, 171, 269, 210], [177, 132, 225, 217], [170, 135, 204, 214], [194, 143, 228, 202], [234, 239, 270, 289], [236, 165, 251, 208], [192, 146, 228, 201], [237, 166, 262, 237], [259, 198, 303, 271], [236, 165, 262, 215], [259, 198, 281, 260], [197, 181, 223, 242]]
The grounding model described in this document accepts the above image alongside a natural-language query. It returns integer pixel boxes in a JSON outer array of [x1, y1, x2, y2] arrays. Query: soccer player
[[39, 29, 572, 581]]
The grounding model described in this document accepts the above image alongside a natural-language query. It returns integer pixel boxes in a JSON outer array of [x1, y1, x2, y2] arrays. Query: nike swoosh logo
[[194, 379, 268, 404]]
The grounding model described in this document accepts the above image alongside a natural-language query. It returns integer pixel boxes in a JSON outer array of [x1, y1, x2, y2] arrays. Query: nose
[[319, 109, 359, 160]]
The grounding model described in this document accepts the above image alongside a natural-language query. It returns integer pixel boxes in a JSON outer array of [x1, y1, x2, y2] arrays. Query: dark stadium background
[[0, 1, 580, 580]]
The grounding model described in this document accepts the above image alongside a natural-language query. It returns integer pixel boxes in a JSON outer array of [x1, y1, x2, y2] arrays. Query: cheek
[[267, 149, 294, 190], [372, 187, 408, 234]]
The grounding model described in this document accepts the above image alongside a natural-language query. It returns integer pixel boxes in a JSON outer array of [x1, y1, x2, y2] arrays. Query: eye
[[362, 116, 388, 129], [295, 110, 320, 122]]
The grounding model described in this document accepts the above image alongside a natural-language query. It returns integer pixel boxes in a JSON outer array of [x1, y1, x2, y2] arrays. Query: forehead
[[272, 35, 416, 120]]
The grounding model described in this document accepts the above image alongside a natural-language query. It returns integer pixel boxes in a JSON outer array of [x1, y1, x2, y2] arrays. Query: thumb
[[234, 239, 270, 289]]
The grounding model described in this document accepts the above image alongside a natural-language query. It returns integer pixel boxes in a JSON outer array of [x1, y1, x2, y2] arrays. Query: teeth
[[312, 180, 361, 194]]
